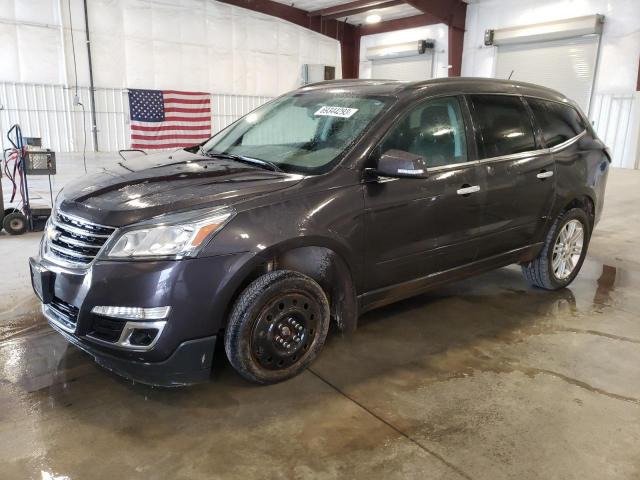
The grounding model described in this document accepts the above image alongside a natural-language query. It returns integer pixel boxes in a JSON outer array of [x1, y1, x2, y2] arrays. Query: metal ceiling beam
[[403, 0, 466, 30], [215, 0, 309, 27], [309, 0, 405, 20], [358, 12, 442, 36]]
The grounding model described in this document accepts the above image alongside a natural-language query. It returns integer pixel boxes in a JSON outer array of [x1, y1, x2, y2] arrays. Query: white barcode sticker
[[314, 106, 359, 118]]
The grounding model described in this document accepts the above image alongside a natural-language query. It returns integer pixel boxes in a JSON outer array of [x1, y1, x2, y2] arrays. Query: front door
[[363, 96, 484, 293]]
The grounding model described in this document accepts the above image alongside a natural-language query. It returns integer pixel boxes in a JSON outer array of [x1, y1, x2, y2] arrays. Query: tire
[[521, 207, 591, 290], [2, 211, 28, 235], [224, 270, 330, 384]]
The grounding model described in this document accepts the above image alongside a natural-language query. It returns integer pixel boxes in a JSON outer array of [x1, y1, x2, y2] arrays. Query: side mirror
[[375, 149, 428, 179]]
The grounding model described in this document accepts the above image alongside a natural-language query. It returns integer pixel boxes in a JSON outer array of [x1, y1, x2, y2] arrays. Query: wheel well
[[562, 196, 595, 227], [222, 246, 358, 333]]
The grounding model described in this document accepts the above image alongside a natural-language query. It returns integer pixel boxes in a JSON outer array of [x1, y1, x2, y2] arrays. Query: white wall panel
[[206, 13, 232, 52], [61, 26, 90, 87], [15, 0, 59, 25], [152, 3, 181, 43], [90, 0, 124, 36], [318, 38, 339, 67], [181, 3, 207, 45], [0, 24, 20, 82], [254, 52, 280, 96], [181, 44, 210, 93], [208, 50, 234, 94], [123, 37, 153, 89], [278, 22, 299, 56], [123, 0, 152, 38], [91, 32, 126, 88], [251, 16, 278, 53], [278, 54, 300, 92], [231, 8, 249, 51], [232, 49, 248, 94], [17, 25, 64, 84], [0, 0, 16, 18]]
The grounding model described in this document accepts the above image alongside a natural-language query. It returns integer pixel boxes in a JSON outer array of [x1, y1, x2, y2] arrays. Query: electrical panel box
[[484, 29, 494, 46], [301, 64, 336, 85], [24, 150, 56, 175]]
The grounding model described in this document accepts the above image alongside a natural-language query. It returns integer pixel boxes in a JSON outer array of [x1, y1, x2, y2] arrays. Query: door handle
[[536, 170, 554, 179], [456, 185, 480, 196]]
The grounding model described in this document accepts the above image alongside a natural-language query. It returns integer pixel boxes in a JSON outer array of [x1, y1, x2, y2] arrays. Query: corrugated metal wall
[[0, 82, 272, 153], [210, 94, 274, 133], [590, 93, 636, 168]]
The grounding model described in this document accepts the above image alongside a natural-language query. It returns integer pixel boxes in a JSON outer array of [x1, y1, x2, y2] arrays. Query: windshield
[[199, 91, 392, 174]]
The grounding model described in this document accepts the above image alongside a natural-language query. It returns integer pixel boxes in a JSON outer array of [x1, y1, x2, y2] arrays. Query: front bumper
[[30, 248, 255, 386], [48, 315, 216, 387]]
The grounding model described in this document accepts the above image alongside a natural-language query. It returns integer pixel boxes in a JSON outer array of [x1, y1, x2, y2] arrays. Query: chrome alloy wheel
[[552, 219, 584, 280]]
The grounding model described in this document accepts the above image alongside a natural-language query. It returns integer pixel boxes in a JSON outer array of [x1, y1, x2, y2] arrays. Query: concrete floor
[[1, 168, 639, 480]]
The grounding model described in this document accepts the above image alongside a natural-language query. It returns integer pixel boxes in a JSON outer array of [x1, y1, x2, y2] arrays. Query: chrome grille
[[46, 211, 116, 267]]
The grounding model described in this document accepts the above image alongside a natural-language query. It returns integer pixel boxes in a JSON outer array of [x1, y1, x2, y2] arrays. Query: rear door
[[525, 97, 592, 198], [467, 94, 555, 258], [363, 96, 484, 293]]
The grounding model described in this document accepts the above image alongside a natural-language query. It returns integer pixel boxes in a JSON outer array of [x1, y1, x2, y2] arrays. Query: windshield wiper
[[198, 149, 283, 172]]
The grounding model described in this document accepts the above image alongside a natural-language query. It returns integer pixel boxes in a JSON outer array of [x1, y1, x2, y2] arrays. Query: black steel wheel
[[224, 270, 330, 384], [3, 211, 28, 235]]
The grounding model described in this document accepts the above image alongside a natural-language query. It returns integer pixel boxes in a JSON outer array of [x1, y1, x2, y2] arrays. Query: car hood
[[58, 149, 303, 226]]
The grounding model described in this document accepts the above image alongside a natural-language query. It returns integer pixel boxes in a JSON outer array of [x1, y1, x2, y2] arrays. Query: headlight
[[106, 207, 234, 259]]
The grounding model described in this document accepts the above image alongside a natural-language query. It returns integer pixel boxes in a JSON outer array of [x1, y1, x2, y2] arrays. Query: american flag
[[128, 89, 211, 149]]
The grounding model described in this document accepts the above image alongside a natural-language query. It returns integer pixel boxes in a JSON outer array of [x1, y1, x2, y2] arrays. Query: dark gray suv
[[30, 78, 610, 386]]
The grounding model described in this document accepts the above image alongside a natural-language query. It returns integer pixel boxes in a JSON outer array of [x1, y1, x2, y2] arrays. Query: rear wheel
[[224, 270, 330, 384], [521, 208, 590, 290], [3, 211, 28, 235]]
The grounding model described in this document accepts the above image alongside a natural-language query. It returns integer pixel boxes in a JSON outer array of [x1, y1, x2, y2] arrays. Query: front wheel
[[521, 207, 591, 290], [224, 270, 330, 384]]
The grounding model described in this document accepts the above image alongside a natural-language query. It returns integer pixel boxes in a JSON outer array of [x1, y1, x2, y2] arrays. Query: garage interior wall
[[0, 0, 342, 153], [359, 24, 450, 81], [462, 0, 640, 169]]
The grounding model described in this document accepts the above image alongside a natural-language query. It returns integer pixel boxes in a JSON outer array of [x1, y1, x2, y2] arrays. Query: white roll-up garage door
[[489, 15, 604, 113], [371, 54, 434, 82], [495, 36, 599, 113]]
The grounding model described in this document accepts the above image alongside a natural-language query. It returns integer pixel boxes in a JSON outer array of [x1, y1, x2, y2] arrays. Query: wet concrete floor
[[1, 169, 639, 479]]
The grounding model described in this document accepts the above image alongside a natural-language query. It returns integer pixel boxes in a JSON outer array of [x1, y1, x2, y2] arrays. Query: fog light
[[91, 306, 171, 320], [129, 328, 158, 346]]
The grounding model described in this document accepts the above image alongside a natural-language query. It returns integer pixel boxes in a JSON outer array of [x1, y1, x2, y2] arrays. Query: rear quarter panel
[[553, 132, 609, 225]]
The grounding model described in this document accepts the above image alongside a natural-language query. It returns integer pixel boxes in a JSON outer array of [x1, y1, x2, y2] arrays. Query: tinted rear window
[[527, 98, 586, 147], [469, 94, 536, 158]]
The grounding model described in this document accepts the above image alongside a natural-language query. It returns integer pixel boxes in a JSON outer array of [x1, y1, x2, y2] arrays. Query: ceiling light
[[365, 14, 381, 24]]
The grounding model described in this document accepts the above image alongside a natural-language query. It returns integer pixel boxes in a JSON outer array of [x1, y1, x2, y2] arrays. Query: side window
[[379, 96, 467, 168], [527, 98, 586, 147], [468, 94, 536, 158]]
